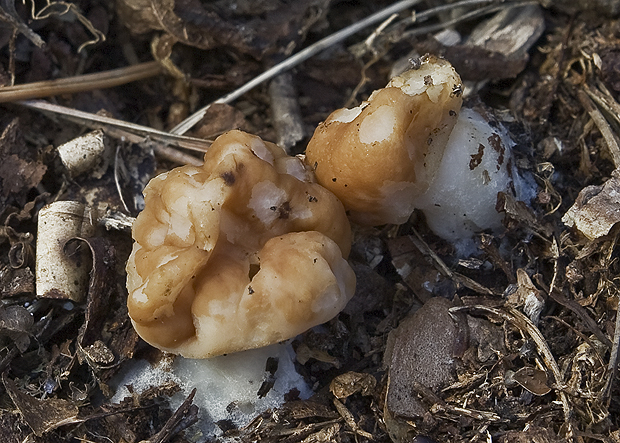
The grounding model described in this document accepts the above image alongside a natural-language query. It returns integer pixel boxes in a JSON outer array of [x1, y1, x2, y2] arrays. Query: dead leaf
[[384, 297, 458, 420], [3, 374, 81, 437], [511, 366, 551, 396]]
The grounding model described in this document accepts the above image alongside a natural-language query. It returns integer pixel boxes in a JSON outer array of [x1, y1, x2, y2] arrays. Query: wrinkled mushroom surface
[[127, 130, 355, 358], [305, 55, 463, 226]]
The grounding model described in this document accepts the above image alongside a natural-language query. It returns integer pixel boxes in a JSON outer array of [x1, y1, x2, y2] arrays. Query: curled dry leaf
[[0, 304, 33, 348]]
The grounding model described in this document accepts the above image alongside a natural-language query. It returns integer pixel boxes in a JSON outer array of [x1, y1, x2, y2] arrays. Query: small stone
[[384, 297, 458, 420]]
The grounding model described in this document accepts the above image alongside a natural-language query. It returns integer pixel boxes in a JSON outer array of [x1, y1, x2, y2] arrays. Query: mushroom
[[126, 130, 355, 358], [305, 55, 463, 226], [305, 56, 534, 250]]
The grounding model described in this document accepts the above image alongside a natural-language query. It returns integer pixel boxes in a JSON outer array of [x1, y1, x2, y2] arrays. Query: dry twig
[[0, 61, 161, 102]]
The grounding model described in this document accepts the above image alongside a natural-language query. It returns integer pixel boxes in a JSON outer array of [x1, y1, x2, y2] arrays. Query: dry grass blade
[[545, 287, 612, 348], [0, 61, 162, 103], [17, 100, 209, 165]]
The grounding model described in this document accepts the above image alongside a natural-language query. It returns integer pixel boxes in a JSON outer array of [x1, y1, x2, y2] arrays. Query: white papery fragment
[[36, 201, 97, 302]]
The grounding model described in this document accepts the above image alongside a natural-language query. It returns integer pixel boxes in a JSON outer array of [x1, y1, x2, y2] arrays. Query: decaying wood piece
[[269, 72, 304, 153]]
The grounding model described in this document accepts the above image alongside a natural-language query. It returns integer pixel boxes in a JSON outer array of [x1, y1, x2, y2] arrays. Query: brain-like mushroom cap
[[126, 130, 355, 358], [305, 56, 463, 226]]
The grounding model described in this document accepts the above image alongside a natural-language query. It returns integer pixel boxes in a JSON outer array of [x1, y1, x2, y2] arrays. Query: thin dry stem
[[18, 100, 211, 154], [0, 61, 162, 103]]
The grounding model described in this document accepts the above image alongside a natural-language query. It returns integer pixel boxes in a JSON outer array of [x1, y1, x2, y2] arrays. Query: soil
[[0, 1, 619, 442]]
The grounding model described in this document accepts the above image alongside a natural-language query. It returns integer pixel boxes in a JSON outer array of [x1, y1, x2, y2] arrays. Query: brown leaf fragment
[[116, 0, 177, 35], [281, 400, 339, 420], [117, 0, 329, 59], [82, 340, 115, 365], [509, 366, 551, 396], [3, 374, 80, 437], [497, 191, 552, 236], [416, 40, 528, 83], [3, 193, 49, 226], [416, 5, 544, 82], [296, 342, 341, 368], [330, 371, 376, 399], [0, 154, 45, 200], [562, 169, 620, 240], [466, 315, 506, 363]]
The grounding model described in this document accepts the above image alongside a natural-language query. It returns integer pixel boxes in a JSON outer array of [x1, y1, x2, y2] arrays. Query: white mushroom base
[[111, 342, 311, 437], [411, 108, 537, 255]]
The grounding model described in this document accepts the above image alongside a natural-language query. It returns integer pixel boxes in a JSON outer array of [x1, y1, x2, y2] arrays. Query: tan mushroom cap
[[126, 130, 355, 358], [305, 56, 463, 226]]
